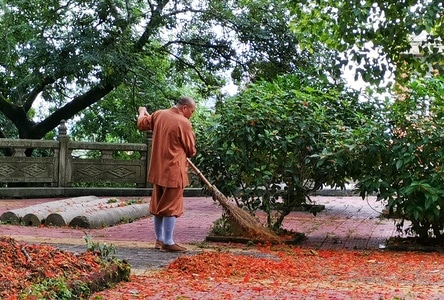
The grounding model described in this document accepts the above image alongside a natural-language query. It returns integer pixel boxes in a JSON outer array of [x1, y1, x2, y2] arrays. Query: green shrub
[[355, 76, 444, 241], [196, 74, 371, 230]]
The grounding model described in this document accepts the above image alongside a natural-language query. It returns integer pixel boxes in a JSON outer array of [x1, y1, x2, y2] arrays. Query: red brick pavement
[[0, 195, 396, 250], [286, 195, 397, 250]]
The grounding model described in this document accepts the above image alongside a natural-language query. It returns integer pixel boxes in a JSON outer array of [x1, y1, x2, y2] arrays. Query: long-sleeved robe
[[137, 107, 196, 216]]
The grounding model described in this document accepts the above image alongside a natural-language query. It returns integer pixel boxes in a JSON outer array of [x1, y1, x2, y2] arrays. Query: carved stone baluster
[[101, 151, 113, 160], [12, 148, 26, 157]]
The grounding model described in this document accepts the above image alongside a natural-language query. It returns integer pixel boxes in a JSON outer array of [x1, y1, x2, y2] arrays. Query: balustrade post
[[57, 120, 70, 187]]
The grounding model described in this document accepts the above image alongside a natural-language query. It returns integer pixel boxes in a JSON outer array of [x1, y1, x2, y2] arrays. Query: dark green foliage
[[196, 74, 369, 230], [288, 0, 443, 85], [1, 0, 326, 142], [354, 76, 444, 241]]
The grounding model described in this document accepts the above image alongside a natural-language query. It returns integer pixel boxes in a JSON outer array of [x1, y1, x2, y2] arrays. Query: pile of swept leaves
[[0, 237, 129, 299], [92, 245, 444, 299]]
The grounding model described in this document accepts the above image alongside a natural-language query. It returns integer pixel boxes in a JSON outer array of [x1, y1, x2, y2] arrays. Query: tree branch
[[165, 50, 210, 85], [0, 94, 37, 138], [23, 74, 57, 112], [135, 0, 170, 51], [32, 83, 115, 139], [163, 39, 232, 56]]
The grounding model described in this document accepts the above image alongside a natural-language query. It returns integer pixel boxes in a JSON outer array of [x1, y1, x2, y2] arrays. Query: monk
[[137, 96, 197, 252]]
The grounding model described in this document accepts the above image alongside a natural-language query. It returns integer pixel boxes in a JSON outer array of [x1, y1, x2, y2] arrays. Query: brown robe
[[137, 107, 196, 216]]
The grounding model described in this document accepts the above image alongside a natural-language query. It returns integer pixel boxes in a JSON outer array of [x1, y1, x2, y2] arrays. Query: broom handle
[[187, 158, 214, 190]]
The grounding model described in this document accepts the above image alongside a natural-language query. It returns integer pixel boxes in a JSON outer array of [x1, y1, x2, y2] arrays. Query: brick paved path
[[287, 195, 397, 250], [0, 195, 397, 273]]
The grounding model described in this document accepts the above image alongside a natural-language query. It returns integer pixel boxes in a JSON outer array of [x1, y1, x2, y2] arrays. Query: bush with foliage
[[353, 77, 444, 242], [196, 74, 375, 230]]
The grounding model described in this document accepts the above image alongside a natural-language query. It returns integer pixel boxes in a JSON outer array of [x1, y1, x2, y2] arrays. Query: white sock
[[163, 216, 176, 245], [154, 215, 163, 242]]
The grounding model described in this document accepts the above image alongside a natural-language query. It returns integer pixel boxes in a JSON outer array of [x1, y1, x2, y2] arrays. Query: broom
[[187, 158, 281, 244]]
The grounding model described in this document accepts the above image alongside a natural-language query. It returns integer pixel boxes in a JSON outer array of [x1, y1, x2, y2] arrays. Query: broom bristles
[[212, 187, 281, 244], [186, 158, 281, 244]]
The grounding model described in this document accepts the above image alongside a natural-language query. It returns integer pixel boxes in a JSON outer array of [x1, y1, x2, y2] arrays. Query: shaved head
[[177, 96, 195, 107], [176, 96, 196, 119]]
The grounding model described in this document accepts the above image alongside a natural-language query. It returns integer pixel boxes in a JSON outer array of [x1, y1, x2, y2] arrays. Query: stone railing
[[0, 121, 201, 198]]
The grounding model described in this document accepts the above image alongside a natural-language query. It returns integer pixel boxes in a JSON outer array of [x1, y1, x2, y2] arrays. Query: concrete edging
[[0, 187, 205, 199]]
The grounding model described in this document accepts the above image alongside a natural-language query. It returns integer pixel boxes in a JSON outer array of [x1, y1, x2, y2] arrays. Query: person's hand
[[138, 106, 146, 114], [138, 107, 149, 117]]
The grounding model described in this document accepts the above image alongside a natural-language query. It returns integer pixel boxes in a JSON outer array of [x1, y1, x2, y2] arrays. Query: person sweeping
[[137, 96, 197, 252]]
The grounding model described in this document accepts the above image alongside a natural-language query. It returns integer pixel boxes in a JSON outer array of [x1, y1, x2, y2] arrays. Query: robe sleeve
[[137, 114, 154, 131], [180, 122, 197, 158]]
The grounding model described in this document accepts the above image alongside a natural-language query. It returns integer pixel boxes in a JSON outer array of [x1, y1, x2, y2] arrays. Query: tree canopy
[[0, 0, 329, 140], [2, 0, 441, 141], [288, 0, 444, 85]]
